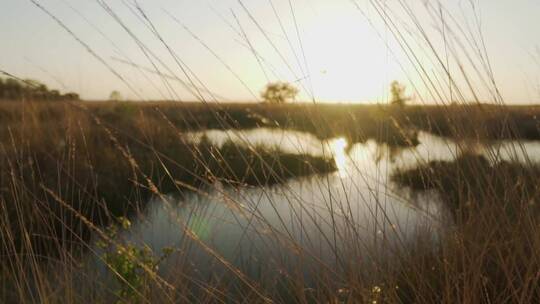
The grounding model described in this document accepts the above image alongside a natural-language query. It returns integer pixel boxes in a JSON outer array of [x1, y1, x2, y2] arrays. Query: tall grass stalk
[[0, 1, 538, 303]]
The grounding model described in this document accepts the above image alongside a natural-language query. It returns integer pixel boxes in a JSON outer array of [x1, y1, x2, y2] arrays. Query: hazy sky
[[1, 0, 539, 103]]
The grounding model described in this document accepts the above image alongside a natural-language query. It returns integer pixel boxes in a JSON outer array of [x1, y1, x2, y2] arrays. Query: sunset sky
[[1, 0, 539, 103]]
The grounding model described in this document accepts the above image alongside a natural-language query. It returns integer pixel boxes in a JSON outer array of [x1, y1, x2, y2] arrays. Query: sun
[[287, 2, 404, 103]]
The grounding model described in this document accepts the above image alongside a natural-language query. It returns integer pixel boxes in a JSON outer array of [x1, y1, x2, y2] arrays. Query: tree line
[[261, 80, 410, 105], [0, 77, 79, 101]]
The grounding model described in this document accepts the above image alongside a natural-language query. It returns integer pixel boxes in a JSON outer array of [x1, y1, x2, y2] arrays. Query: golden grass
[[1, 100, 540, 302]]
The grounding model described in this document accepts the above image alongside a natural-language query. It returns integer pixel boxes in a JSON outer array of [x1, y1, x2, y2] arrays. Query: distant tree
[[390, 81, 410, 107], [63, 92, 80, 100], [109, 90, 123, 102], [0, 77, 80, 101], [261, 82, 299, 104], [3, 78, 22, 99]]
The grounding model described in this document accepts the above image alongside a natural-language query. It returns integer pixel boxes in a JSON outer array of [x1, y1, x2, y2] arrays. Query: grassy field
[[2, 100, 538, 143], [1, 100, 540, 302]]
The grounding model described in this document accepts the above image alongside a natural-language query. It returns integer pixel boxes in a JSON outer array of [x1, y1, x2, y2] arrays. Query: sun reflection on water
[[328, 137, 349, 177]]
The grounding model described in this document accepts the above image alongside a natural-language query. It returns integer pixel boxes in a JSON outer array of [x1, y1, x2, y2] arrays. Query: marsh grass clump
[[199, 138, 336, 186], [389, 153, 540, 302], [406, 104, 540, 141], [392, 153, 540, 218], [249, 103, 420, 146]]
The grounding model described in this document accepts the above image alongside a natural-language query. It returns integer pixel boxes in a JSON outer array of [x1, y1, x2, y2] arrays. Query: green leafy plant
[[97, 217, 174, 303]]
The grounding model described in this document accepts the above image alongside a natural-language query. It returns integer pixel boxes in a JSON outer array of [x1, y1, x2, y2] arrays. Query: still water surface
[[93, 128, 540, 283]]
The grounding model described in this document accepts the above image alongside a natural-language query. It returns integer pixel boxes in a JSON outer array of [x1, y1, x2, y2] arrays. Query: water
[[93, 128, 540, 286]]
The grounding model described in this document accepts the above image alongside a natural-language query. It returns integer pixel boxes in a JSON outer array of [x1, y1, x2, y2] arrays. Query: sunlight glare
[[328, 137, 349, 176], [295, 3, 403, 103]]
